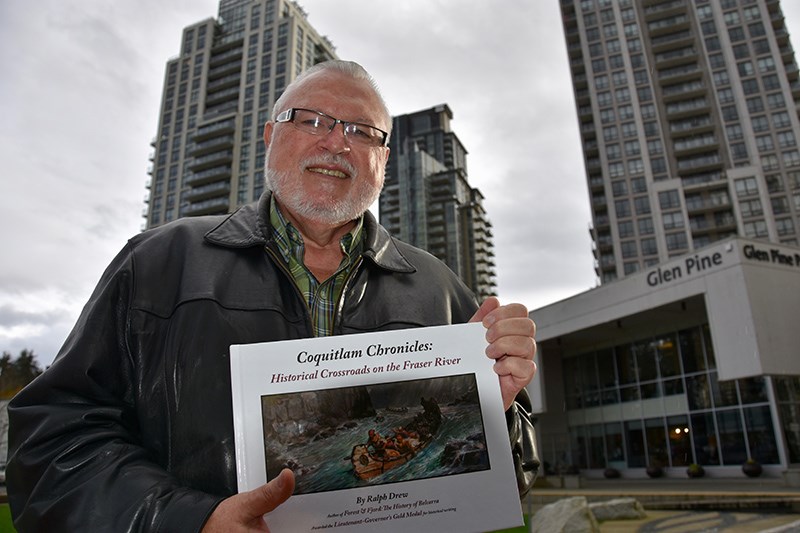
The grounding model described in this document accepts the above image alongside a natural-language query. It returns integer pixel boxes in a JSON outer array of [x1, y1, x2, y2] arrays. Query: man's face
[[263, 71, 390, 227]]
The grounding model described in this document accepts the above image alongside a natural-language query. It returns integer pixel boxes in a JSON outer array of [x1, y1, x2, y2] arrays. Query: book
[[230, 322, 523, 532]]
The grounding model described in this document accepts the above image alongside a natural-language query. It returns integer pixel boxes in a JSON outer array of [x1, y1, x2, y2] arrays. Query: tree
[[0, 349, 44, 399]]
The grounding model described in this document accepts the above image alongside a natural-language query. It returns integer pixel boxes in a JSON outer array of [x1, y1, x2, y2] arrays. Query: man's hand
[[470, 297, 537, 410], [202, 469, 295, 532]]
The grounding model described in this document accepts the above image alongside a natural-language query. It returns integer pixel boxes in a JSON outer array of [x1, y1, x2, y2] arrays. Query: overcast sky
[[2, 1, 799, 367]]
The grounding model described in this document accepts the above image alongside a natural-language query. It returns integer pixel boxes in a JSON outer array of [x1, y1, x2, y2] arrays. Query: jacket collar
[[204, 192, 415, 274]]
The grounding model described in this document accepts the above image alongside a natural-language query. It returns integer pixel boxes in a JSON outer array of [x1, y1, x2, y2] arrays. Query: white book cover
[[230, 322, 523, 533]]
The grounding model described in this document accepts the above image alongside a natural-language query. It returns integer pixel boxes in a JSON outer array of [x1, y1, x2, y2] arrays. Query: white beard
[[264, 148, 383, 226]]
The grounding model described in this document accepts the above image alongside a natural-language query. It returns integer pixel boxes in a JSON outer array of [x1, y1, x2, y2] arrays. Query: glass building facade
[[559, 323, 793, 472]]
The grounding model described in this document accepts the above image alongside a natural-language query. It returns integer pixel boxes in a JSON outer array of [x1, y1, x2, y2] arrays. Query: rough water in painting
[[265, 401, 490, 495]]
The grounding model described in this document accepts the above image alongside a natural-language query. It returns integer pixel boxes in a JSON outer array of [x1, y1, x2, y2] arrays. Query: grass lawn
[[0, 504, 15, 533]]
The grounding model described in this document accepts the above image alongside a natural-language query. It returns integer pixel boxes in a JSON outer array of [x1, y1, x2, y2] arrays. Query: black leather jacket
[[7, 193, 538, 532]]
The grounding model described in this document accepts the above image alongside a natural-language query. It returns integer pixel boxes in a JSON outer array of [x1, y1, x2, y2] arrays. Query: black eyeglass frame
[[275, 107, 389, 147]]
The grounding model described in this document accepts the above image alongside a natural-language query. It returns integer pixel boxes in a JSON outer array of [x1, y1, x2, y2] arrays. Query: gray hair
[[271, 60, 392, 133]]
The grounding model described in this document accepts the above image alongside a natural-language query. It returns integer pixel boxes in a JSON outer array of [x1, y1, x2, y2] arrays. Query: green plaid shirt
[[269, 198, 364, 337]]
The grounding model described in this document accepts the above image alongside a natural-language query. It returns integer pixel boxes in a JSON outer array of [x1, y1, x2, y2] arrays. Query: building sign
[[646, 251, 724, 288], [742, 243, 800, 270]]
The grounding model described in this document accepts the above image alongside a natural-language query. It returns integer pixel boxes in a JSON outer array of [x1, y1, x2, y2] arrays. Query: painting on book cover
[[260, 373, 490, 494]]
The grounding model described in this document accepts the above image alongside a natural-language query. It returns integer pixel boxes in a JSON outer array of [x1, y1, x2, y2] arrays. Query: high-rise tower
[[380, 104, 497, 300], [144, 0, 336, 228], [561, 0, 800, 284]]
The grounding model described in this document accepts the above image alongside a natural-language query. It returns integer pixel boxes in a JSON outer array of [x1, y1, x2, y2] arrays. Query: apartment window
[[744, 220, 768, 238], [752, 39, 770, 55], [634, 195, 651, 215], [641, 103, 656, 119], [763, 74, 781, 91], [637, 87, 652, 102], [789, 171, 800, 189], [761, 154, 780, 171], [616, 199, 632, 218], [722, 105, 739, 121], [778, 131, 796, 148], [610, 56, 625, 70], [766, 174, 784, 193], [755, 135, 774, 153], [603, 125, 619, 141], [748, 22, 766, 38], [736, 81, 758, 99], [619, 104, 634, 120], [729, 27, 746, 42], [709, 53, 725, 69], [666, 232, 689, 251], [717, 88, 734, 104], [631, 177, 647, 193], [659, 190, 681, 209], [607, 144, 622, 160], [624, 23, 638, 37], [638, 217, 654, 235], [746, 96, 764, 114], [586, 27, 601, 41], [600, 109, 616, 124], [619, 220, 635, 238], [731, 143, 748, 160], [752, 116, 769, 132], [735, 178, 758, 197], [773, 112, 791, 129], [771, 197, 790, 215], [628, 38, 642, 52], [732, 43, 749, 59], [737, 61, 754, 77], [783, 150, 800, 168], [697, 5, 712, 20], [595, 75, 610, 89], [723, 11, 741, 26], [701, 20, 717, 36], [776, 218, 795, 236], [621, 240, 638, 258], [663, 212, 684, 230], [604, 23, 618, 38], [609, 162, 625, 178], [725, 124, 744, 141], [606, 38, 622, 53], [706, 36, 721, 52], [628, 159, 645, 175], [612, 71, 628, 87], [616, 88, 631, 103], [713, 70, 730, 86], [641, 237, 657, 255], [622, 122, 638, 138], [739, 199, 763, 217], [592, 58, 606, 73], [758, 57, 776, 73], [625, 140, 641, 156], [767, 93, 786, 110], [597, 91, 613, 107], [584, 12, 598, 26]]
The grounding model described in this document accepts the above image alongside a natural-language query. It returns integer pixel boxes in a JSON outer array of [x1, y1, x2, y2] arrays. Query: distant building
[[561, 0, 800, 284], [380, 105, 497, 300], [144, 0, 336, 228], [526, 0, 800, 483]]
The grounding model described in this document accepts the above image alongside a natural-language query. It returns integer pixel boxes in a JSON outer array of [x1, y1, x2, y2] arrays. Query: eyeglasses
[[275, 108, 389, 147]]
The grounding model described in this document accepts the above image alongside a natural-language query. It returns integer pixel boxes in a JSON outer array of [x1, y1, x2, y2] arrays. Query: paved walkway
[[520, 476, 800, 532]]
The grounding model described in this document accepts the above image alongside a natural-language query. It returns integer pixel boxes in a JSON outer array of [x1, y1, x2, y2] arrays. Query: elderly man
[[7, 60, 538, 532]]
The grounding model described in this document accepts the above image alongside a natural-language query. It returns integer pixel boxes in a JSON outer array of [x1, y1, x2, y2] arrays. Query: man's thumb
[[469, 297, 500, 324], [250, 468, 295, 516]]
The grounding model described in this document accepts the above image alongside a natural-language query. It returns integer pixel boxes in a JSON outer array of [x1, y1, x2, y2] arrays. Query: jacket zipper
[[263, 244, 315, 335], [332, 256, 363, 335]]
